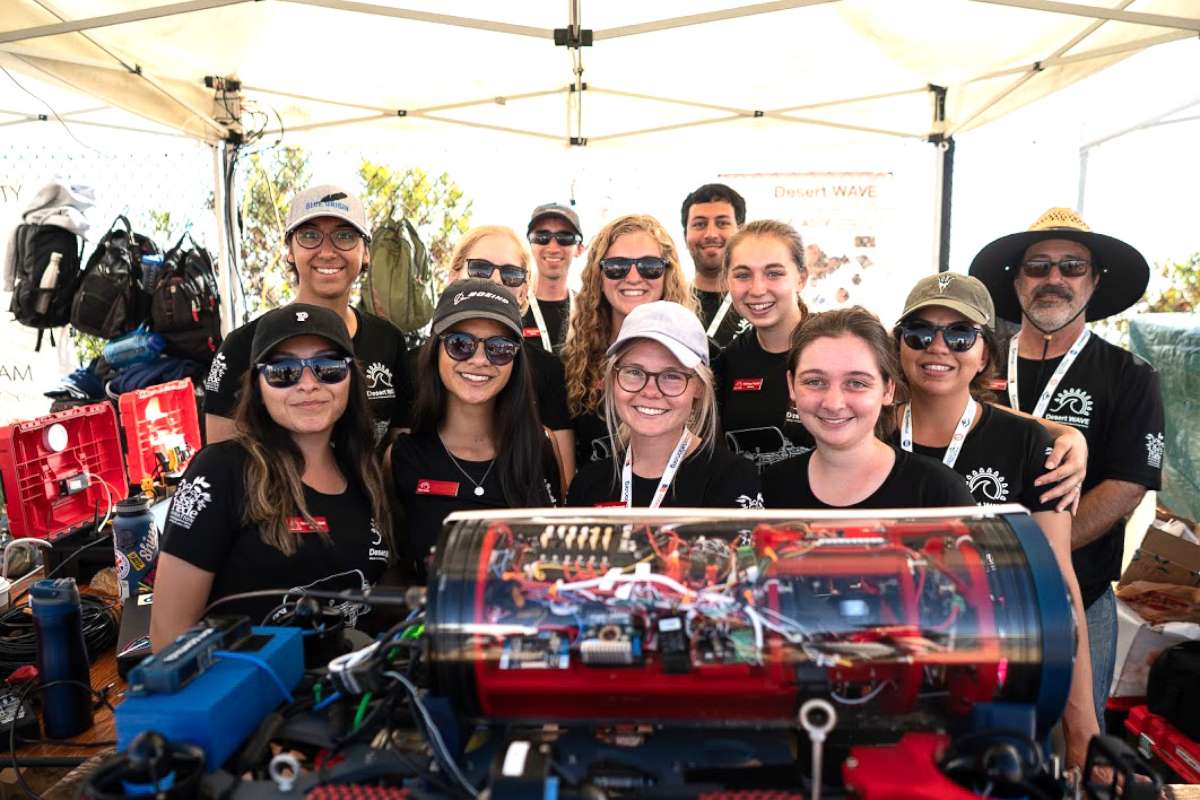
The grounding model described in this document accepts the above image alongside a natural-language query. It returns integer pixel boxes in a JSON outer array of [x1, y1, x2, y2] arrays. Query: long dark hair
[[232, 358, 392, 556], [410, 336, 552, 507]]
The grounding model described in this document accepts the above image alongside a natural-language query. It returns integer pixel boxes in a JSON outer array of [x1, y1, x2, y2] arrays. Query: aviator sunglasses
[[257, 356, 353, 388], [599, 256, 668, 281], [440, 331, 521, 366], [528, 230, 581, 247], [465, 259, 527, 288], [897, 319, 983, 353]]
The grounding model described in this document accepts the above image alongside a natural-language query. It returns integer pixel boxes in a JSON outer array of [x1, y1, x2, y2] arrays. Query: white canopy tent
[[2, 0, 1198, 328]]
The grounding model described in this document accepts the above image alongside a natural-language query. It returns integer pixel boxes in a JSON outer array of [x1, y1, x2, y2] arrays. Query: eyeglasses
[[897, 320, 983, 353], [599, 256, 668, 281], [465, 258, 527, 288], [257, 356, 353, 388], [292, 227, 364, 252], [528, 230, 581, 247], [1017, 258, 1091, 279], [440, 332, 521, 366], [615, 364, 694, 397]]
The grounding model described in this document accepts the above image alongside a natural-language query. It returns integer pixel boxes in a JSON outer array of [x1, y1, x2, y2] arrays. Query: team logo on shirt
[[734, 318, 752, 336], [168, 475, 213, 529], [736, 493, 765, 509], [965, 467, 1009, 503], [1146, 432, 1165, 468], [1046, 387, 1093, 428], [364, 362, 395, 400], [204, 353, 227, 393], [368, 518, 389, 562]]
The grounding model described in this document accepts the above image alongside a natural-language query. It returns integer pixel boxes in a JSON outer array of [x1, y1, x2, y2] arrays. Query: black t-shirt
[[521, 296, 571, 354], [695, 289, 750, 348], [203, 306, 413, 443], [762, 446, 975, 509], [160, 441, 389, 626], [714, 328, 814, 471], [999, 334, 1164, 605], [892, 404, 1056, 512], [525, 344, 570, 431], [389, 431, 562, 580], [570, 408, 613, 467], [566, 445, 764, 509]]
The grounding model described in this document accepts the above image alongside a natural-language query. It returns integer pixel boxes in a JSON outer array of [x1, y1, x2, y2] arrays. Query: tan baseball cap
[[899, 272, 994, 327], [284, 184, 370, 239]]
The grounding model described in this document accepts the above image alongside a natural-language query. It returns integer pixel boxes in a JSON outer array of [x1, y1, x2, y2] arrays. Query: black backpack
[[149, 232, 222, 364], [1147, 640, 1200, 739], [8, 223, 84, 350], [70, 216, 160, 339]]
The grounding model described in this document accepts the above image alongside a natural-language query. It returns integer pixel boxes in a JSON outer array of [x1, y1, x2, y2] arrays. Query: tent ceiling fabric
[[1, 0, 1196, 146]]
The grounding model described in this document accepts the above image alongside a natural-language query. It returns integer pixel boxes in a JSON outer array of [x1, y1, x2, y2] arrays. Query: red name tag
[[416, 479, 459, 497], [287, 516, 330, 533], [989, 378, 1009, 391], [733, 378, 764, 392], [594, 501, 625, 508], [522, 327, 542, 338]]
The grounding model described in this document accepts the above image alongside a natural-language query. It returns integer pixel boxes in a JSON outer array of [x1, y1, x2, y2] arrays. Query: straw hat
[[967, 208, 1149, 323]]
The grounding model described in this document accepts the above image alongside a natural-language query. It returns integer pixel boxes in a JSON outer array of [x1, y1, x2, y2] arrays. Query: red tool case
[[1126, 703, 1200, 783], [117, 378, 201, 487], [0, 402, 127, 539]]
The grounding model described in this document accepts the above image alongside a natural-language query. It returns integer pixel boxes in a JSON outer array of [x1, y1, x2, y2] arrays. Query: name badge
[[733, 378, 764, 392], [416, 479, 459, 497], [287, 516, 331, 533], [594, 501, 625, 508], [522, 327, 542, 339], [989, 377, 1008, 391]]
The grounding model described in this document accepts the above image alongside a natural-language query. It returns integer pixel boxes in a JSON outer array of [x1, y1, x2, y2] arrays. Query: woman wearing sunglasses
[[387, 279, 561, 581], [153, 304, 392, 649], [562, 214, 698, 472], [761, 306, 974, 510], [566, 301, 762, 509], [713, 220, 815, 472], [892, 274, 1099, 766], [445, 225, 575, 483]]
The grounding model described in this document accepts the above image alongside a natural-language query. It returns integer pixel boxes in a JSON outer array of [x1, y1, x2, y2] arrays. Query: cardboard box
[[1111, 597, 1200, 697], [1120, 525, 1200, 589]]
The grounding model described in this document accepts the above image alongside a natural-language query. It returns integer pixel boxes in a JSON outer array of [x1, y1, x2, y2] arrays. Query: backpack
[[8, 223, 84, 350], [358, 217, 436, 332], [1147, 640, 1200, 740], [70, 215, 160, 339], [149, 232, 222, 364]]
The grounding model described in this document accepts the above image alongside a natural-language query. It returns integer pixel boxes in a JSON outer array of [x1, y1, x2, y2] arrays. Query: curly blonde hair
[[447, 225, 534, 314], [562, 214, 697, 416]]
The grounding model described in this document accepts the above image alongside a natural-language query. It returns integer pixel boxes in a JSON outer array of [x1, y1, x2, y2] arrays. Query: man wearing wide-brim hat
[[969, 207, 1164, 733]]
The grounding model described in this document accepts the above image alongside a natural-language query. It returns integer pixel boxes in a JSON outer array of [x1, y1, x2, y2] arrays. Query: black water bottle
[[31, 578, 93, 738]]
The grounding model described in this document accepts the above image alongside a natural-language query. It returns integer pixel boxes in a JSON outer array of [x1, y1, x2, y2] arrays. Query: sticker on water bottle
[[115, 550, 130, 581]]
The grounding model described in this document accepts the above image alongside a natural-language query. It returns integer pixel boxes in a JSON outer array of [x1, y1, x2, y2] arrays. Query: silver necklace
[[439, 435, 495, 497]]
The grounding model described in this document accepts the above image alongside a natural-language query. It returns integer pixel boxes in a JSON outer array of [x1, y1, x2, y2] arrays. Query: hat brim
[[899, 298, 991, 327], [433, 310, 522, 339], [527, 212, 581, 237], [251, 331, 353, 366], [607, 332, 706, 369], [284, 210, 371, 240], [968, 229, 1149, 323]]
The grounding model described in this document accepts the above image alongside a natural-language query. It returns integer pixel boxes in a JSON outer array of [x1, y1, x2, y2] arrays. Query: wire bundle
[[0, 594, 119, 678]]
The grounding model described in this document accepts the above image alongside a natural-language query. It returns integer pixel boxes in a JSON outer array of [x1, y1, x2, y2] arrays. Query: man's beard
[[1023, 285, 1084, 332], [690, 244, 724, 277]]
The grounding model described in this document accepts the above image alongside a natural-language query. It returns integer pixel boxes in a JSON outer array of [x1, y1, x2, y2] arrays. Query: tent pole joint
[[397, 109, 407, 117], [753, 110, 764, 117], [554, 27, 593, 47], [569, 136, 587, 146]]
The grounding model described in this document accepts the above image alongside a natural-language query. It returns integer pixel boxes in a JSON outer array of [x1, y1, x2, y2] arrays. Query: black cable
[[0, 595, 120, 678], [44, 533, 112, 581], [0, 65, 101, 153], [201, 586, 410, 617], [8, 679, 116, 800]]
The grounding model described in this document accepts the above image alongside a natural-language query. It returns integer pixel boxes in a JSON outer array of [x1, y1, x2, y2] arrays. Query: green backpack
[[359, 217, 436, 332]]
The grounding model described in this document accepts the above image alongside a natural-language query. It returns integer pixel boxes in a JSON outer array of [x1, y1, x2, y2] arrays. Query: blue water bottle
[[31, 579, 93, 738], [113, 496, 159, 602], [102, 326, 165, 369]]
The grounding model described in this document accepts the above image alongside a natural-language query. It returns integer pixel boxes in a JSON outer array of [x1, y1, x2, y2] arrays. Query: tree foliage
[[1143, 252, 1200, 314], [357, 162, 473, 278], [239, 146, 311, 314]]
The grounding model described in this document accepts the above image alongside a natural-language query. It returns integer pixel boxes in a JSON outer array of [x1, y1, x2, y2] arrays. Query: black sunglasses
[[465, 258, 527, 288], [257, 356, 353, 388], [897, 320, 983, 353], [1017, 258, 1091, 279], [599, 256, 668, 281], [528, 230, 581, 247], [440, 332, 521, 366]]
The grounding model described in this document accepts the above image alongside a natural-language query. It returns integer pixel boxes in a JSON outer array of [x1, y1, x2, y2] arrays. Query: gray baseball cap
[[607, 301, 709, 368], [527, 203, 582, 238], [285, 184, 371, 239]]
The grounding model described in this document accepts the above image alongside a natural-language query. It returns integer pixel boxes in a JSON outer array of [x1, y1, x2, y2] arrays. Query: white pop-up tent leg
[[212, 139, 241, 335]]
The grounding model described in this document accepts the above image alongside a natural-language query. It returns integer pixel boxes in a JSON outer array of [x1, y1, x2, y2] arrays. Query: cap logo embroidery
[[453, 290, 510, 306], [295, 311, 309, 322], [937, 274, 953, 293]]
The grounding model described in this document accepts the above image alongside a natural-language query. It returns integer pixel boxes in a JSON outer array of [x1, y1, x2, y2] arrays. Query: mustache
[[1033, 285, 1073, 302]]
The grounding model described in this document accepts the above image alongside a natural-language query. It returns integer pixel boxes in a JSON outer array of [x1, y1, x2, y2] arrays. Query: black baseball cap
[[432, 279, 523, 338], [250, 303, 354, 364]]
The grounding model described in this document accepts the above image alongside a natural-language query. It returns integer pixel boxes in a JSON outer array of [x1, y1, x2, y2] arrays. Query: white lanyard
[[706, 293, 733, 338], [528, 292, 572, 352], [1007, 329, 1091, 418], [900, 399, 977, 469], [621, 430, 691, 509]]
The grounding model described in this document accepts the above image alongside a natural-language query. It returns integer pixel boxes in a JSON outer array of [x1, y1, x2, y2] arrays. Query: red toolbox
[[1125, 704, 1200, 783], [0, 403, 127, 540], [117, 378, 201, 488]]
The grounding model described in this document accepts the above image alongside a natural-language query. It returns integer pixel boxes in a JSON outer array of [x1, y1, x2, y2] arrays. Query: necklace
[[439, 435, 495, 497]]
